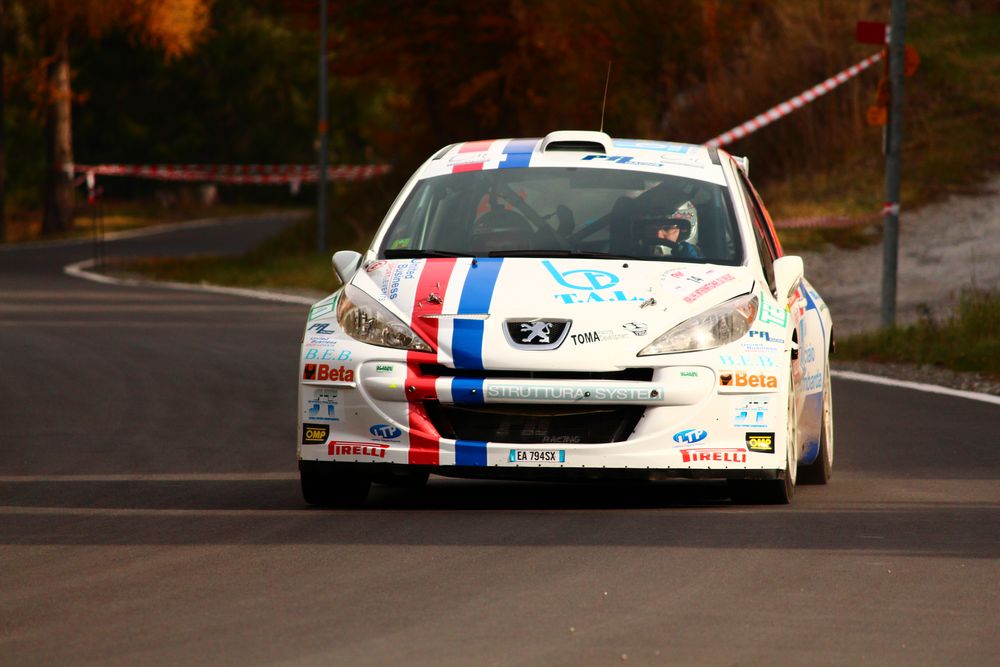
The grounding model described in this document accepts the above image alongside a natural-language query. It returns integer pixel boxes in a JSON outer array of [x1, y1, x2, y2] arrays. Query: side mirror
[[773, 255, 804, 302], [332, 250, 362, 285]]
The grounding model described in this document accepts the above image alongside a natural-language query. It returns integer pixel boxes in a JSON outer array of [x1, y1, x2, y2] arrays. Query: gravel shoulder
[[797, 174, 1000, 395]]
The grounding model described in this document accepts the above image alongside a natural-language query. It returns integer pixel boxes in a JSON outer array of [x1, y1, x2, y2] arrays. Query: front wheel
[[301, 468, 371, 507], [799, 370, 833, 485]]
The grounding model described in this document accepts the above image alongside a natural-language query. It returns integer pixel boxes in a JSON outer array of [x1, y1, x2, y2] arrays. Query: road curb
[[64, 257, 317, 305]]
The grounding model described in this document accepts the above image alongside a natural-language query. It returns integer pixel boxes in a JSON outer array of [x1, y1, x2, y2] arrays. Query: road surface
[[1, 216, 997, 665]]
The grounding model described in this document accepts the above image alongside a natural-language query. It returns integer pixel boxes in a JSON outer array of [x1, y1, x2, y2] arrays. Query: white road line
[[65, 258, 316, 305], [831, 370, 1000, 406]]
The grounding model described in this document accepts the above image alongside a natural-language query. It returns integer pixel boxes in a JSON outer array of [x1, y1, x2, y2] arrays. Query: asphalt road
[[1, 216, 998, 666]]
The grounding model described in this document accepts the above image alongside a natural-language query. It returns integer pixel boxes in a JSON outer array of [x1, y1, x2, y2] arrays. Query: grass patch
[[114, 217, 363, 294], [778, 221, 883, 253], [835, 289, 1000, 381]]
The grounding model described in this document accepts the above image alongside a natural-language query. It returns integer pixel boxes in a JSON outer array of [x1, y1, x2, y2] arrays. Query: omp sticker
[[746, 432, 776, 453], [302, 423, 330, 445]]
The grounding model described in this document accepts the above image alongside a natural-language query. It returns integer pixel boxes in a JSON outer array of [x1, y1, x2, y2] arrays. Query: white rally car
[[298, 130, 834, 506]]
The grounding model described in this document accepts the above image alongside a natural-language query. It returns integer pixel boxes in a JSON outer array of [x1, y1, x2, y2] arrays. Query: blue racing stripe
[[451, 378, 485, 405], [453, 258, 503, 369], [455, 439, 488, 467], [500, 138, 540, 169]]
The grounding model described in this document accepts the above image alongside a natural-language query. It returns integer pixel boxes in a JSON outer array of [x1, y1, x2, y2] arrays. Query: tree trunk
[[0, 0, 7, 242], [42, 24, 73, 236]]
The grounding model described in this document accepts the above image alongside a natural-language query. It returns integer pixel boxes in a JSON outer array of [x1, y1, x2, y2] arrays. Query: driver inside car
[[635, 209, 702, 258]]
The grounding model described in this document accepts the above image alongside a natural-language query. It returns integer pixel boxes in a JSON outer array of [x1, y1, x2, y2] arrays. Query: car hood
[[352, 257, 755, 370]]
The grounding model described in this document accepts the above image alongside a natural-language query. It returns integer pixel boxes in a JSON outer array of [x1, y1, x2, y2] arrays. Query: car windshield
[[379, 167, 742, 263]]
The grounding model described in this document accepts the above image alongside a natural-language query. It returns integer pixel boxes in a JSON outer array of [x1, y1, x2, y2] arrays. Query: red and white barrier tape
[[68, 163, 393, 184], [704, 50, 885, 148]]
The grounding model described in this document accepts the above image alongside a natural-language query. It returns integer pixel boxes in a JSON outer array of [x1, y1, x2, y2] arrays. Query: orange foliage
[[44, 0, 212, 59]]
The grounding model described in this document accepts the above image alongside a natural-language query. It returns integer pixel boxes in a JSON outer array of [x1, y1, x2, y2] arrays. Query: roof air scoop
[[541, 130, 613, 155]]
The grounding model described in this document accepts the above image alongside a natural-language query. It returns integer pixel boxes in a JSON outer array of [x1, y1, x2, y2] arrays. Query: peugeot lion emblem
[[504, 318, 571, 350]]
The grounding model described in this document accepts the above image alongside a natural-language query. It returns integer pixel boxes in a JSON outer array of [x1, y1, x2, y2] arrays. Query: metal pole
[[317, 0, 329, 253], [881, 0, 906, 328]]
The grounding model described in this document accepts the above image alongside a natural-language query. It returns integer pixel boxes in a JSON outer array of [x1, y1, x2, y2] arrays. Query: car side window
[[736, 171, 777, 295]]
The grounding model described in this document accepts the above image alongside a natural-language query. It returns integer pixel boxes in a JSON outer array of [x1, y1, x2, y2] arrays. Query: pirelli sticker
[[302, 423, 330, 445], [746, 432, 775, 453]]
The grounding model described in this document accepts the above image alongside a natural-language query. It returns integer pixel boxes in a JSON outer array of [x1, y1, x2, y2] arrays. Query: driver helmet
[[635, 209, 692, 255]]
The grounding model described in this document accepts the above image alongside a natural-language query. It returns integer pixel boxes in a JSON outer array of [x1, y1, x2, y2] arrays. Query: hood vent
[[541, 130, 613, 155]]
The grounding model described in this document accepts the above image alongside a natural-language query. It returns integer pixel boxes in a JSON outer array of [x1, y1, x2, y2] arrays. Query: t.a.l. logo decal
[[541, 261, 642, 305]]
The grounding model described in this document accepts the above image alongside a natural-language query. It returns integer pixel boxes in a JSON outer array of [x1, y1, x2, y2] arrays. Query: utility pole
[[317, 0, 329, 253], [881, 0, 906, 328]]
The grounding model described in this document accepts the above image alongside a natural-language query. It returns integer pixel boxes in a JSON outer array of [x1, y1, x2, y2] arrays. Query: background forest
[[2, 0, 998, 246]]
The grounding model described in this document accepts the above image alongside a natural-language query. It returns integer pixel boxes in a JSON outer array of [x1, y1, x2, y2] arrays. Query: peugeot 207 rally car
[[298, 130, 834, 506]]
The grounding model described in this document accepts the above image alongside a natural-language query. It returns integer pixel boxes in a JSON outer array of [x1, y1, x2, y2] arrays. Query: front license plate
[[509, 449, 565, 463]]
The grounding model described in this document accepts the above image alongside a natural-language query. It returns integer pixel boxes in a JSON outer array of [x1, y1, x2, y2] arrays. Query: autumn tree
[[33, 0, 211, 235]]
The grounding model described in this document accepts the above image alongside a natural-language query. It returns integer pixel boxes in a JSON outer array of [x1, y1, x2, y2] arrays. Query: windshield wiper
[[384, 249, 475, 259], [488, 249, 640, 260]]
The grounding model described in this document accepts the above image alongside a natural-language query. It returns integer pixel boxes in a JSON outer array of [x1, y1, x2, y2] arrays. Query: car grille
[[425, 402, 645, 445], [420, 364, 654, 382]]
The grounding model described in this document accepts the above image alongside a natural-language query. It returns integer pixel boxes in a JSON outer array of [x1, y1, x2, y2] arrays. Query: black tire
[[728, 474, 791, 505], [301, 468, 371, 507], [799, 370, 833, 485]]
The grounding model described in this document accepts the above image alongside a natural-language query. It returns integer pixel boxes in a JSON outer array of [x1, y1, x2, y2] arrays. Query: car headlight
[[336, 284, 433, 352], [638, 293, 760, 356]]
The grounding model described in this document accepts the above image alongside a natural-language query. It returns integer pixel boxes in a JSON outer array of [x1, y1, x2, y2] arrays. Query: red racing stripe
[[405, 258, 457, 465], [451, 139, 495, 173]]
